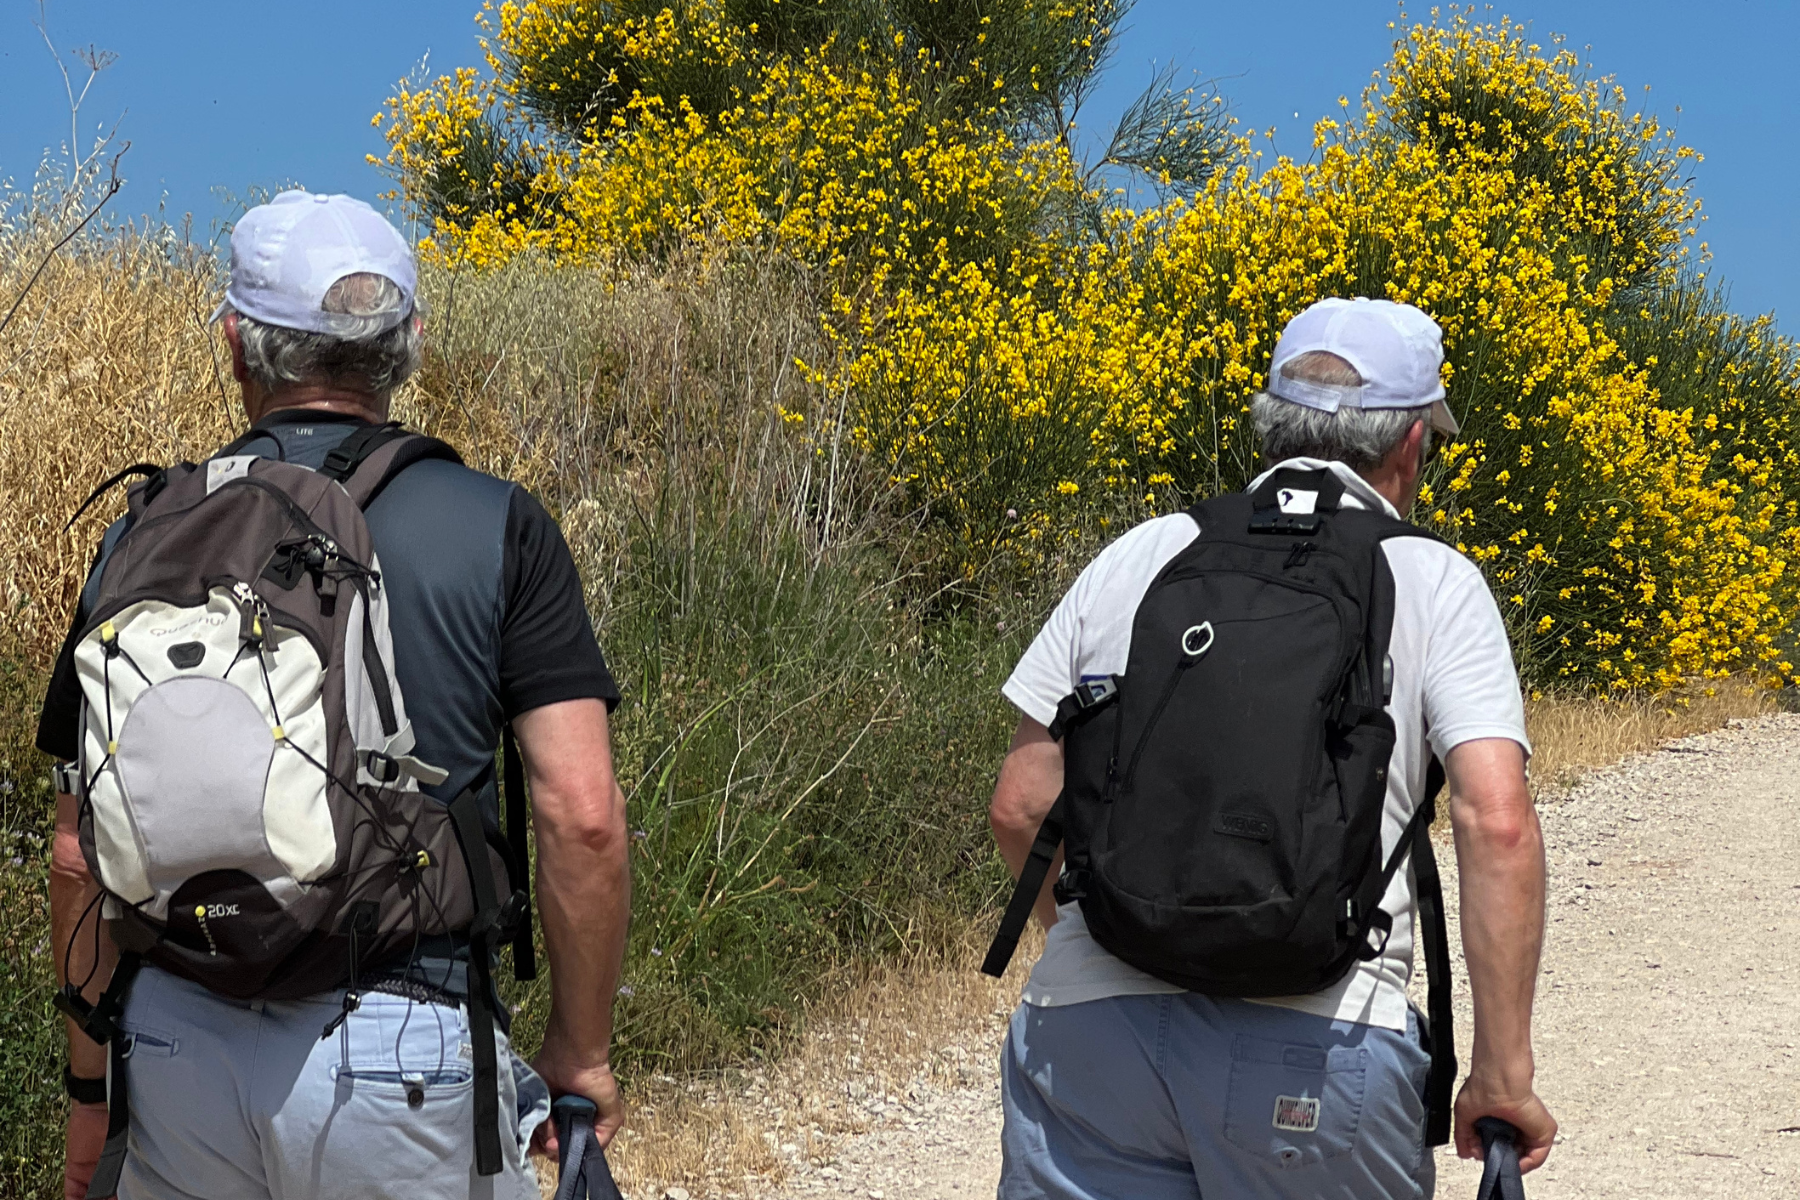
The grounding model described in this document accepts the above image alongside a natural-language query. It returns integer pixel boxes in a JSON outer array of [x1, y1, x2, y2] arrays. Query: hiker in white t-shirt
[[989, 298, 1555, 1198]]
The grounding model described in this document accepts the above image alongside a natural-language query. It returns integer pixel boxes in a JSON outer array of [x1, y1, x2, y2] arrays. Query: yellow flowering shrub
[[847, 16, 1800, 689], [376, 0, 1103, 275], [382, 7, 1800, 691]]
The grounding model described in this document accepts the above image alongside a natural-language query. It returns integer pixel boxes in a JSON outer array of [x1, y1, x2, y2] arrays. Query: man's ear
[[1406, 418, 1428, 464], [221, 313, 249, 384], [1380, 418, 1428, 475]]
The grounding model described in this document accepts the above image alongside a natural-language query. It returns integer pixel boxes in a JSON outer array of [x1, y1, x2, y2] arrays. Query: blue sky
[[2, 1, 1793, 330]]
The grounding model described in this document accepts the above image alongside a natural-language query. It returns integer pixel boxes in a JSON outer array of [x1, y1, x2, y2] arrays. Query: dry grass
[[1522, 680, 1778, 793], [0, 187, 1784, 1199], [0, 219, 236, 665]]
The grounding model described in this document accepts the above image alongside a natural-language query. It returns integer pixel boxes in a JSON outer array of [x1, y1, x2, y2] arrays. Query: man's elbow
[[1454, 794, 1541, 856], [539, 782, 629, 857], [989, 789, 1038, 842]]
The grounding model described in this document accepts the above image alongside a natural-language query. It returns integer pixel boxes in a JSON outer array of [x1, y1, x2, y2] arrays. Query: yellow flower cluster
[[380, 7, 1800, 691]]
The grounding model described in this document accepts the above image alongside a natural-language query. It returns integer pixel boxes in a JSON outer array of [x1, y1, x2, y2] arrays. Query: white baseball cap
[[212, 191, 416, 336], [1267, 297, 1459, 436]]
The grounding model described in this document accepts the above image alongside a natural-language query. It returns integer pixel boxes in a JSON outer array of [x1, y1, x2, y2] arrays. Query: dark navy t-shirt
[[38, 410, 619, 824]]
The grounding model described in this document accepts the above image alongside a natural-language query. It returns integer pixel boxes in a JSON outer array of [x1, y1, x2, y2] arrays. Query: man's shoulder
[[1378, 525, 1487, 588], [1094, 511, 1200, 568], [1067, 512, 1199, 605], [369, 454, 522, 516]]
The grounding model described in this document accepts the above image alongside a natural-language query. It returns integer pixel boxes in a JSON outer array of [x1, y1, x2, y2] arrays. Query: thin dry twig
[[0, 144, 129, 340]]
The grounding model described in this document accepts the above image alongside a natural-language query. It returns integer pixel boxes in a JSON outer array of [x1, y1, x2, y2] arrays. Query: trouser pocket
[[1222, 1034, 1367, 1168]]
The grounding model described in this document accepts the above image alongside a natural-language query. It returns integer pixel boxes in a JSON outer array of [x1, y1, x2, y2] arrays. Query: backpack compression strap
[[446, 788, 508, 1178]]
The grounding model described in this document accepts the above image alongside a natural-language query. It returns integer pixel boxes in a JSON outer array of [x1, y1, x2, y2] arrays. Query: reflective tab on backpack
[[206, 456, 258, 494], [1275, 487, 1318, 515]]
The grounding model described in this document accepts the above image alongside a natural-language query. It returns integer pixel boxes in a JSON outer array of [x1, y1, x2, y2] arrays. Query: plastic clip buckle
[[54, 984, 123, 1046], [363, 751, 402, 785]]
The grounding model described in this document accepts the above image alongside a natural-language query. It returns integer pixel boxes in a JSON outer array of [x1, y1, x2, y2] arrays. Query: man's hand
[[528, 1038, 624, 1160], [65, 1101, 109, 1200], [1445, 736, 1554, 1173], [1453, 1070, 1556, 1172]]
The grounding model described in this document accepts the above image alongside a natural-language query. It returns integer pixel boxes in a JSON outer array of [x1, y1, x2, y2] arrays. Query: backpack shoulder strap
[[1413, 757, 1457, 1146], [322, 424, 465, 509], [64, 463, 162, 531]]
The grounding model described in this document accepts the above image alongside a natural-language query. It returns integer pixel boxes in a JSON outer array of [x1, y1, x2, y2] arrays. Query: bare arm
[[51, 787, 116, 1199], [1445, 736, 1555, 1171], [513, 698, 631, 1150], [987, 717, 1064, 932]]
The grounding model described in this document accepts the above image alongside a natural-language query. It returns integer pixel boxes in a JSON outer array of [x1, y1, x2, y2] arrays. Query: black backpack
[[983, 466, 1458, 1146]]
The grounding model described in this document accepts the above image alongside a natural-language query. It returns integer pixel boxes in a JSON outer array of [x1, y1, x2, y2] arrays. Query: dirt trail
[[757, 714, 1800, 1199]]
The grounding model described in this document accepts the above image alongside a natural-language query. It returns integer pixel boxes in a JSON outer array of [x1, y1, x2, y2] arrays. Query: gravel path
[[758, 714, 1800, 1198]]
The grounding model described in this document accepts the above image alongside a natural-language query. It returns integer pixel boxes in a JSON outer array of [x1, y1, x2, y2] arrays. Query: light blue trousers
[[999, 993, 1435, 1199], [113, 965, 549, 1200]]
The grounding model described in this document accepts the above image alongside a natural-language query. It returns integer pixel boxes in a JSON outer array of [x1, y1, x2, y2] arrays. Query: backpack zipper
[[1121, 659, 1194, 793]]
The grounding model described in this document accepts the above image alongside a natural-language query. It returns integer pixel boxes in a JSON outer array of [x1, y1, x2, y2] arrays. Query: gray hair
[[1251, 351, 1431, 472], [233, 273, 423, 398]]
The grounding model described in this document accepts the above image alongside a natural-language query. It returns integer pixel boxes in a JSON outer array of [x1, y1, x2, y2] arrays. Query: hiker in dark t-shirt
[[46, 191, 630, 1200]]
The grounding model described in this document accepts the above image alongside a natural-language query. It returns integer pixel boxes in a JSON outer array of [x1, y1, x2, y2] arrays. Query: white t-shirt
[[1001, 458, 1530, 1031]]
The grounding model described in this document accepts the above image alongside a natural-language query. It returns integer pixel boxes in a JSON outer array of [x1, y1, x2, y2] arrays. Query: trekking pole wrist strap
[[63, 1065, 107, 1105], [1475, 1117, 1528, 1200]]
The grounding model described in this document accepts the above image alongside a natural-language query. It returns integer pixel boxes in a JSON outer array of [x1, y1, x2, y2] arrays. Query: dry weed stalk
[[0, 233, 233, 660]]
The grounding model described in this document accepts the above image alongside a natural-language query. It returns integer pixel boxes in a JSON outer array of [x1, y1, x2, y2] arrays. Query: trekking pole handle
[[1474, 1116, 1527, 1200], [551, 1094, 624, 1200]]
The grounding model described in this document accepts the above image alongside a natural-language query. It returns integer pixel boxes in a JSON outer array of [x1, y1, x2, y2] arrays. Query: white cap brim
[[1429, 399, 1460, 437]]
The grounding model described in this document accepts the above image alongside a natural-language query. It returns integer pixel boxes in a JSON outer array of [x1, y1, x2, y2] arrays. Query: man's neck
[[244, 384, 387, 426], [1359, 468, 1411, 516]]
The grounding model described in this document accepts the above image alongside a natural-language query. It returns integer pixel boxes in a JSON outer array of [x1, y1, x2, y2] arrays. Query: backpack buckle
[[54, 983, 124, 1046], [472, 891, 530, 945], [51, 762, 81, 796], [1048, 675, 1121, 740], [1350, 905, 1394, 962], [363, 751, 403, 785], [1051, 867, 1090, 905]]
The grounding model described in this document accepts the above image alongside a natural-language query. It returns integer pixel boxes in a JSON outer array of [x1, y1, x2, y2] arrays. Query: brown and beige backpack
[[58, 423, 525, 1189]]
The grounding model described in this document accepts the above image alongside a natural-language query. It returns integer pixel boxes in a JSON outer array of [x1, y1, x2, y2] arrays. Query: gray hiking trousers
[[112, 964, 549, 1200]]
